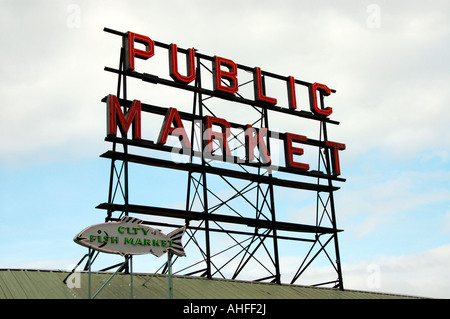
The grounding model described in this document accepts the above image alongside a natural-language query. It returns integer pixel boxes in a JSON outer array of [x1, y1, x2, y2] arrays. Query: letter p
[[124, 32, 155, 71]]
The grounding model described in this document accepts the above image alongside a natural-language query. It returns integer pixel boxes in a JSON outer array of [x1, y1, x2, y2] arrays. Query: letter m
[[107, 94, 142, 139]]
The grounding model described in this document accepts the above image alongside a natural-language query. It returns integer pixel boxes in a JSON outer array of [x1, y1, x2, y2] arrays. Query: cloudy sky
[[0, 0, 449, 298]]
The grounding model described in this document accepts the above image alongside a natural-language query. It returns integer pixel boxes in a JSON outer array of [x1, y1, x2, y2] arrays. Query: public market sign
[[76, 28, 347, 287], [74, 216, 186, 257], [105, 29, 346, 176]]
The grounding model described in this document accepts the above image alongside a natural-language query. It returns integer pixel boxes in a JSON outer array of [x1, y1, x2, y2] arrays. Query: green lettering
[[144, 239, 151, 246], [168, 240, 173, 247], [111, 237, 119, 244], [90, 235, 96, 242], [127, 227, 139, 235], [118, 226, 124, 234], [124, 237, 134, 245], [135, 238, 143, 245], [161, 240, 167, 247], [141, 228, 149, 235], [152, 240, 160, 247]]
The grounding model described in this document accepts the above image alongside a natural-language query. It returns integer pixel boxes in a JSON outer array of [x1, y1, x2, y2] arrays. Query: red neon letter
[[246, 125, 271, 164], [287, 76, 297, 110], [107, 94, 141, 139], [157, 107, 191, 149], [169, 44, 196, 84], [125, 32, 155, 71], [309, 82, 333, 116], [213, 56, 238, 94], [254, 67, 277, 105], [325, 141, 346, 175], [205, 116, 231, 157], [284, 133, 309, 170]]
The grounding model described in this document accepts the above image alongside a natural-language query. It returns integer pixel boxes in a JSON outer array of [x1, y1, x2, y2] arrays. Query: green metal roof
[[0, 269, 420, 299]]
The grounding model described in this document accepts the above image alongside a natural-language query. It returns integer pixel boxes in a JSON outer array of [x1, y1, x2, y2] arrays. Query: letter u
[[169, 43, 196, 84]]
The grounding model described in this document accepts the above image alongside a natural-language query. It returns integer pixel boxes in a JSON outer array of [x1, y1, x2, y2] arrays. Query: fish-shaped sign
[[74, 216, 186, 257]]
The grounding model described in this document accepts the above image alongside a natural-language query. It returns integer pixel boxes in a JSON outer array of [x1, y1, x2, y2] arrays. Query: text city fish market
[[89, 226, 175, 247], [89, 235, 174, 247], [106, 31, 346, 175]]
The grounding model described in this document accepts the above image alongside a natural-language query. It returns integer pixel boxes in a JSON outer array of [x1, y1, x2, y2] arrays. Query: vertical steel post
[[196, 58, 212, 279], [88, 248, 92, 299], [262, 76, 281, 284], [130, 255, 133, 298], [168, 252, 173, 299], [106, 48, 124, 222], [122, 45, 129, 219], [185, 62, 200, 223], [320, 93, 344, 290]]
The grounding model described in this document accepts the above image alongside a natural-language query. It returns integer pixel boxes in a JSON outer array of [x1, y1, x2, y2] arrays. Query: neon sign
[[74, 217, 186, 257], [94, 27, 347, 287], [105, 31, 345, 176]]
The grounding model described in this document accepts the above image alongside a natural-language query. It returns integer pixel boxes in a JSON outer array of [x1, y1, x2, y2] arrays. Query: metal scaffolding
[[73, 27, 346, 290]]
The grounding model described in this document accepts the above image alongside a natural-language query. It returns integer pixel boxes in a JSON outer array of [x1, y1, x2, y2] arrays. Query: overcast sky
[[0, 0, 449, 299]]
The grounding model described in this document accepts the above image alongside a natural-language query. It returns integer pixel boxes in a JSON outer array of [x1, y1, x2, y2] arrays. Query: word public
[[124, 31, 333, 116], [106, 31, 346, 175]]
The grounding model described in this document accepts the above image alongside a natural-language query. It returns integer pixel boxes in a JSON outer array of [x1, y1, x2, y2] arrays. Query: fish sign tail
[[168, 226, 186, 257]]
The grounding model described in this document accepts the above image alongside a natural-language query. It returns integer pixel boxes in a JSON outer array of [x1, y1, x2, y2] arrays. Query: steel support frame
[[78, 28, 344, 290]]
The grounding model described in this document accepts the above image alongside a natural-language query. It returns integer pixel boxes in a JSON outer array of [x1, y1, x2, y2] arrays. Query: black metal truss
[[75, 28, 345, 290]]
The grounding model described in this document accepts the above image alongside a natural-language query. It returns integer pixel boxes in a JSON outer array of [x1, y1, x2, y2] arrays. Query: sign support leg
[[88, 248, 92, 299], [168, 252, 173, 299], [91, 256, 129, 299], [130, 255, 133, 299]]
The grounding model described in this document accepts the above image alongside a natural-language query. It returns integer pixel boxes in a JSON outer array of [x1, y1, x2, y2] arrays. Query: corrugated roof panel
[[0, 270, 17, 298], [0, 269, 422, 299], [14, 270, 45, 298], [22, 270, 57, 298]]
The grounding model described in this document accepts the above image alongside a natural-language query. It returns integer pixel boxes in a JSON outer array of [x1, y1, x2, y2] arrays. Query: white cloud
[[0, 258, 80, 272], [0, 1, 449, 301], [213, 242, 450, 298], [338, 169, 450, 238], [443, 212, 450, 233], [342, 243, 450, 298], [0, 1, 448, 165]]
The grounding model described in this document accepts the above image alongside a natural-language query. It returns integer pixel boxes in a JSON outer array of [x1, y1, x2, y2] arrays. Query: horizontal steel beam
[[96, 202, 342, 234], [104, 66, 340, 125], [103, 27, 337, 91], [104, 216, 315, 243], [104, 136, 346, 183], [100, 150, 340, 192]]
